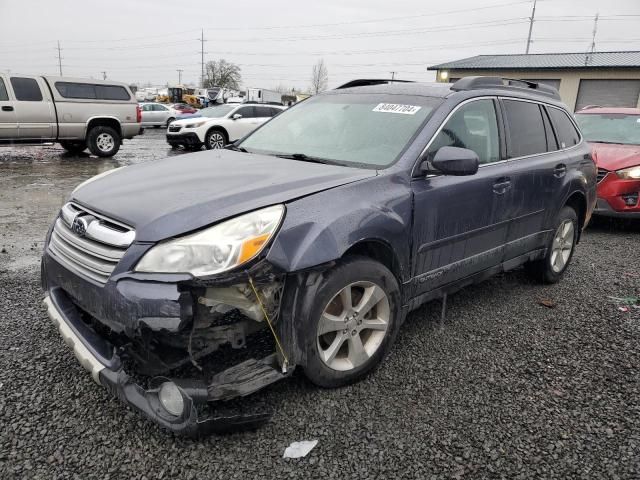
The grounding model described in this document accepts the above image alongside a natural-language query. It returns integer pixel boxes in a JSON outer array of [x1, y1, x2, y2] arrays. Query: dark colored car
[[575, 107, 640, 218], [42, 77, 596, 435], [171, 103, 198, 114]]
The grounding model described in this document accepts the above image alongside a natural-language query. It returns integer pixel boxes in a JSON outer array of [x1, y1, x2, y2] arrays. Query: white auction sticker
[[372, 103, 422, 115]]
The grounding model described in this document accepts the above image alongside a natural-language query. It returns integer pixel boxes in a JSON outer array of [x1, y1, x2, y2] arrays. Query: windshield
[[239, 93, 440, 168], [199, 105, 235, 118], [575, 113, 640, 145]]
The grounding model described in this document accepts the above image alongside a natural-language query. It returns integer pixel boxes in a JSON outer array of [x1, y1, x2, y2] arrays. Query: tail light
[[136, 105, 142, 123]]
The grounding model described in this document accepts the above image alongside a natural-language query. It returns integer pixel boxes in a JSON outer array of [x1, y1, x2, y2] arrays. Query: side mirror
[[232, 113, 242, 120], [421, 146, 479, 176]]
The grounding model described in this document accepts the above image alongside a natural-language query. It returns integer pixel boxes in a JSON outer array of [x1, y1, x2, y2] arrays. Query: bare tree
[[310, 59, 328, 94], [204, 59, 242, 90]]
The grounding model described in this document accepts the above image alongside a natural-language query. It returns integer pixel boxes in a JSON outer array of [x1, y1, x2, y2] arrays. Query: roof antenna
[[586, 13, 599, 65]]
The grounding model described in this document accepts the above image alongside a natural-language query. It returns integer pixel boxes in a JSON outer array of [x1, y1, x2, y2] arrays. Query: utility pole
[[589, 13, 599, 54], [390, 71, 396, 82], [56, 40, 63, 75], [199, 29, 207, 88], [101, 71, 107, 80], [177, 69, 183, 84], [525, 0, 537, 54]]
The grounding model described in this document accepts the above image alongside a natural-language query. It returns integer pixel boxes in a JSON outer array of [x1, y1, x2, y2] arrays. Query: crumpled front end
[[42, 203, 298, 436]]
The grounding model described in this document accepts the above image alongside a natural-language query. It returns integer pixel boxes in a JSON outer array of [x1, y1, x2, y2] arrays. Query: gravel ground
[[1, 133, 639, 479]]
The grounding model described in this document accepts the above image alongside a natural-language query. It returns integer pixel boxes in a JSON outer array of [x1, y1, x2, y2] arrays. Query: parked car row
[[42, 76, 599, 435]]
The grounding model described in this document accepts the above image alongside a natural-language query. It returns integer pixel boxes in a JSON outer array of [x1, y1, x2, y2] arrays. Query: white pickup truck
[[0, 74, 141, 157]]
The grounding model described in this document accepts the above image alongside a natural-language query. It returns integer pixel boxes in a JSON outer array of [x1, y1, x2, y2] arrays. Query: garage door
[[575, 79, 640, 111]]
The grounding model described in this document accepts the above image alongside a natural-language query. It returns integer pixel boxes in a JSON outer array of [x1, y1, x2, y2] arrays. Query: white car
[[139, 102, 178, 128], [166, 103, 285, 150]]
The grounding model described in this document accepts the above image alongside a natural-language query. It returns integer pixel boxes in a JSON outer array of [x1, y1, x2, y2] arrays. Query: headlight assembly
[[617, 165, 640, 180], [135, 205, 284, 276], [185, 120, 208, 128]]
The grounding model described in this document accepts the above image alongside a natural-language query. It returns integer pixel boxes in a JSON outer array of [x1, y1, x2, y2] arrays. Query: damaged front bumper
[[42, 248, 295, 436]]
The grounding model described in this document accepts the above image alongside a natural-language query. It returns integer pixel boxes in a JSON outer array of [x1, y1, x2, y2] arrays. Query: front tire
[[301, 256, 401, 388], [166, 117, 175, 128], [204, 128, 227, 150], [525, 206, 578, 284], [87, 126, 121, 157]]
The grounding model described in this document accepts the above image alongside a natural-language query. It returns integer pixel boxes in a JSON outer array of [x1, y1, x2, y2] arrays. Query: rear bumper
[[43, 288, 272, 436], [166, 132, 202, 146]]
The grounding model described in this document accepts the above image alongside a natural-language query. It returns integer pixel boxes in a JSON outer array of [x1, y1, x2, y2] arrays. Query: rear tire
[[301, 256, 401, 388], [525, 206, 578, 284], [87, 126, 121, 157], [59, 141, 86, 154]]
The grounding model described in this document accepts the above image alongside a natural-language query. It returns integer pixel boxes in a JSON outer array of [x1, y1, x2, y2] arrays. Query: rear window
[[55, 82, 130, 101], [548, 107, 581, 149], [503, 99, 547, 158], [10, 77, 43, 101], [0, 78, 8, 101]]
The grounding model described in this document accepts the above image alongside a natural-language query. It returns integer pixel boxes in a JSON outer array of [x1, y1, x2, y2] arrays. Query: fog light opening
[[158, 382, 185, 416], [622, 192, 639, 207]]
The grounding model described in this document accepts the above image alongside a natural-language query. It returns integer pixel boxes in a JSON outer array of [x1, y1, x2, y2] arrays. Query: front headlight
[[617, 165, 640, 180], [135, 205, 284, 276], [185, 120, 207, 128]]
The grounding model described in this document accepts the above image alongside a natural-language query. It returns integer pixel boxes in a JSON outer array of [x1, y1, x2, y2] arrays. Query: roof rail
[[450, 76, 561, 100], [335, 78, 415, 89]]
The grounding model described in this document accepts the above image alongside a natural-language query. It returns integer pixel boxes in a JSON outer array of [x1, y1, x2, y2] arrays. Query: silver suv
[[0, 75, 141, 157]]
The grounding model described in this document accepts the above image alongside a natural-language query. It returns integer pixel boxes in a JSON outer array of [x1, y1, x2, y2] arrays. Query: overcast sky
[[0, 0, 638, 91]]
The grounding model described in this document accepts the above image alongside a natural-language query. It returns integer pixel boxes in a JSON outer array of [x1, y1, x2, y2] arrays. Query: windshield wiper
[[274, 153, 332, 164], [225, 144, 248, 152]]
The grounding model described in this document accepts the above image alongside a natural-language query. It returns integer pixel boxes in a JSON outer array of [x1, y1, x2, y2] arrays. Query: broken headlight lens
[[616, 165, 640, 180], [135, 205, 284, 276]]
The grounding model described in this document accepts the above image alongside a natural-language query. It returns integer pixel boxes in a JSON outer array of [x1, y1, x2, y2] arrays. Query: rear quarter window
[[0, 78, 8, 101], [548, 107, 581, 149], [10, 77, 43, 101]]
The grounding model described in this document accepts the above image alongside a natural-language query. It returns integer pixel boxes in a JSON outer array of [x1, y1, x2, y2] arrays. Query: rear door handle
[[1, 106, 13, 112], [493, 178, 512, 195], [554, 164, 567, 177]]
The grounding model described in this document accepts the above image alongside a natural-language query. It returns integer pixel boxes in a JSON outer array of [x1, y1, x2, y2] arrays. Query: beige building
[[428, 51, 640, 112]]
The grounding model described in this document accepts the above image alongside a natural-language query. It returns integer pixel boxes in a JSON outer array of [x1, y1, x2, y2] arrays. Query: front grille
[[168, 125, 181, 133], [597, 167, 609, 183], [48, 204, 135, 284]]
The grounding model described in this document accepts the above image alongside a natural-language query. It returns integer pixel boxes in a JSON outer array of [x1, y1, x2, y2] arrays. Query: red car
[[170, 103, 198, 114], [575, 107, 640, 218]]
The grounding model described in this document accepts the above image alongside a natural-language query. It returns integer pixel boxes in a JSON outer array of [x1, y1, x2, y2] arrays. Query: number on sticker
[[372, 103, 421, 115]]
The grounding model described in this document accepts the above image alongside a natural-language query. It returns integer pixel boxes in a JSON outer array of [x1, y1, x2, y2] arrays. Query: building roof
[[428, 51, 640, 71]]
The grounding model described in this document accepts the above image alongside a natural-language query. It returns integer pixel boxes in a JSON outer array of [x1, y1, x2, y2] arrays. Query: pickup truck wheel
[[525, 206, 578, 284], [87, 126, 121, 157], [205, 128, 227, 150], [302, 256, 401, 388], [59, 141, 87, 154]]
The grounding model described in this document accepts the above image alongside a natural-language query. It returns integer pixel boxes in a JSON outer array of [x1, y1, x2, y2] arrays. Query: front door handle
[[554, 164, 567, 177], [1, 106, 13, 112], [493, 178, 512, 195]]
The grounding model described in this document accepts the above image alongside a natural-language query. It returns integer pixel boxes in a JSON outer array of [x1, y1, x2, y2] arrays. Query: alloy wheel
[[96, 133, 115, 153], [316, 281, 390, 371], [208, 132, 225, 149], [550, 219, 574, 273]]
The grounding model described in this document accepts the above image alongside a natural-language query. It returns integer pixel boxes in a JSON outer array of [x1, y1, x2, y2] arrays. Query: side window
[[142, 104, 153, 111], [0, 78, 8, 101], [254, 106, 273, 117], [55, 82, 97, 99], [96, 85, 130, 101], [426, 99, 500, 165], [541, 106, 559, 151], [10, 77, 43, 101], [236, 106, 256, 118], [153, 104, 168, 111], [503, 99, 547, 157], [548, 107, 581, 149], [270, 107, 283, 117]]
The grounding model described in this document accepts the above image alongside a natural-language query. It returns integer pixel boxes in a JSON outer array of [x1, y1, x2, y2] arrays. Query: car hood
[[72, 150, 376, 242], [589, 142, 640, 171]]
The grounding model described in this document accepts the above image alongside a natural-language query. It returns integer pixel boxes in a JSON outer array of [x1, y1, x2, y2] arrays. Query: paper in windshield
[[372, 103, 422, 115]]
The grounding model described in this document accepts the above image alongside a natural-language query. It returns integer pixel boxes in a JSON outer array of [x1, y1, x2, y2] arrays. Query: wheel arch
[[342, 239, 404, 285], [86, 116, 122, 138], [205, 125, 229, 143], [563, 190, 587, 242]]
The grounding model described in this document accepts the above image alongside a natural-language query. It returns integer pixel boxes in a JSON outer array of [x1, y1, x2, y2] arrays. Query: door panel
[[230, 106, 258, 140], [0, 76, 18, 139], [10, 77, 54, 139], [411, 98, 509, 297]]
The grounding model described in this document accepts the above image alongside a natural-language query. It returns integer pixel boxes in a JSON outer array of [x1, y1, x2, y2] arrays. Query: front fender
[[266, 174, 413, 282]]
